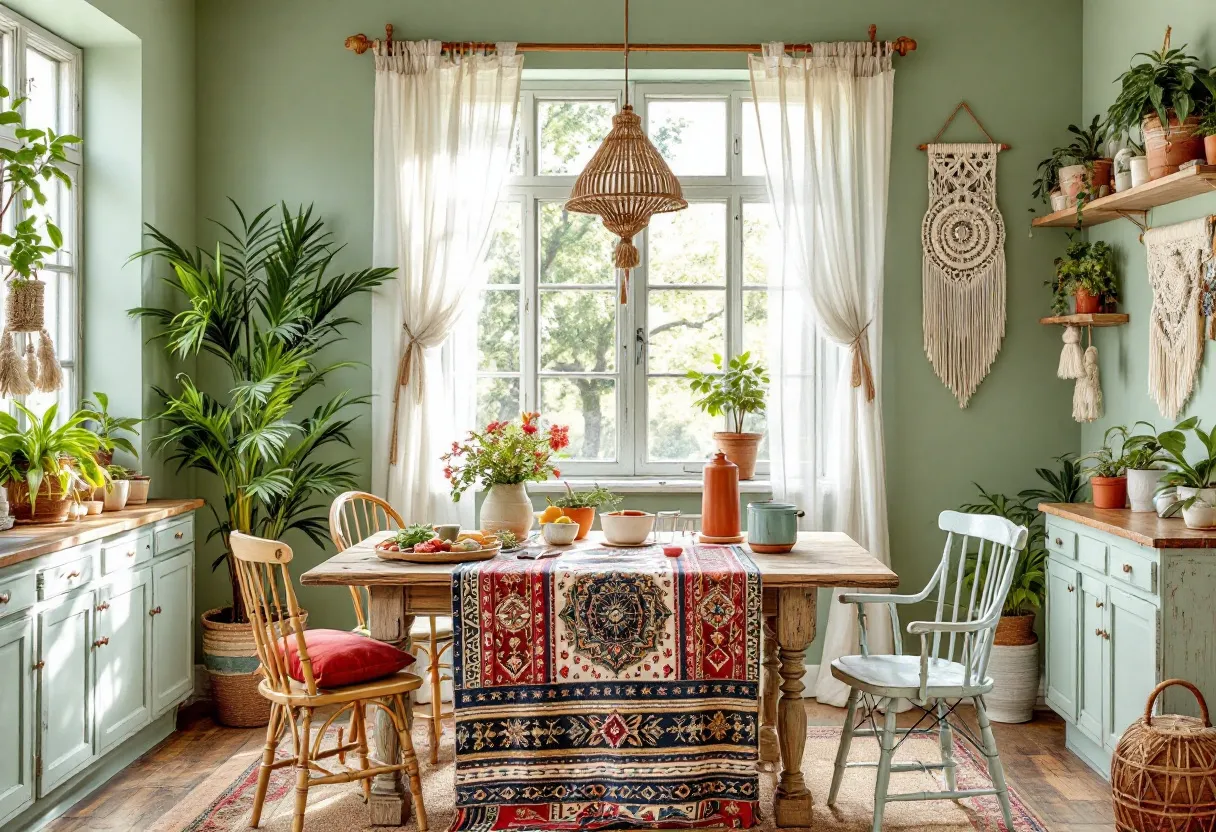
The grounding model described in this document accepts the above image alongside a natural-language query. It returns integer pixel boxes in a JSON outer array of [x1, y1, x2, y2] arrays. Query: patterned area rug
[[450, 544, 763, 830], [147, 723, 1048, 832]]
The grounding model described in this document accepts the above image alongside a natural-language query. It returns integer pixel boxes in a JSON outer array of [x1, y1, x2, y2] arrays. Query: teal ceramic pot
[[747, 501, 805, 554]]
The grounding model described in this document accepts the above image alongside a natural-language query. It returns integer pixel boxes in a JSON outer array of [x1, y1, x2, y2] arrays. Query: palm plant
[[130, 202, 393, 623]]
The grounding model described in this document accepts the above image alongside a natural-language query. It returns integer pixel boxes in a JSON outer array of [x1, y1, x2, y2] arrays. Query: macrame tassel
[[614, 237, 639, 304], [1072, 345, 1103, 422], [1057, 325, 1084, 379], [23, 342, 37, 389], [0, 332, 32, 396], [35, 330, 61, 392]]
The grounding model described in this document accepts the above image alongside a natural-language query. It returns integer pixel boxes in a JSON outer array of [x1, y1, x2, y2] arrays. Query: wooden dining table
[[301, 530, 898, 829]]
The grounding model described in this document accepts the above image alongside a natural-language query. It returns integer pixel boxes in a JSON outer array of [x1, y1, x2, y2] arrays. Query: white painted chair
[[827, 510, 1029, 832]]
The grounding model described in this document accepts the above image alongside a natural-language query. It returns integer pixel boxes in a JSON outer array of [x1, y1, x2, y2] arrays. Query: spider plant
[[130, 201, 393, 624], [0, 402, 106, 510]]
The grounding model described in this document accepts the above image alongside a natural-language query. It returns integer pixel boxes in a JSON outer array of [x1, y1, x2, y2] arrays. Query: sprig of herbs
[[394, 523, 437, 549]]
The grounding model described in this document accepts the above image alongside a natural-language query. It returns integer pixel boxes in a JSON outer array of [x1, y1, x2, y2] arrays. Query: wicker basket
[[202, 606, 307, 728], [1112, 679, 1216, 832]]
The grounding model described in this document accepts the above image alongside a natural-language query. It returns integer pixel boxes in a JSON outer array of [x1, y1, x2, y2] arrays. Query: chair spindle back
[[329, 491, 404, 631]]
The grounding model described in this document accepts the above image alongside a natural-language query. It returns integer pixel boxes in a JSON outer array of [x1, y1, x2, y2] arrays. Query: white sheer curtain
[[370, 41, 522, 523], [749, 41, 896, 706]]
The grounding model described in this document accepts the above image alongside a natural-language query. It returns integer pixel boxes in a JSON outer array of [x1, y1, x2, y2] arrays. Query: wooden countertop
[[1040, 502, 1216, 549], [0, 498, 203, 570]]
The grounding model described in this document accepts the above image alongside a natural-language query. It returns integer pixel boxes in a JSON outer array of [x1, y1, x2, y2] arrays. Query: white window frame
[[0, 5, 82, 421], [483, 80, 831, 478]]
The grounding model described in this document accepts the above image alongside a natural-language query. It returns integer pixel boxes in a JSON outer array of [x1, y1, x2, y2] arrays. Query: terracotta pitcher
[[700, 452, 743, 543]]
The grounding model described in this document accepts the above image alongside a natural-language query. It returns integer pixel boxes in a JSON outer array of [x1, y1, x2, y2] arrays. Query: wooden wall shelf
[[1030, 164, 1216, 229], [1039, 313, 1129, 327]]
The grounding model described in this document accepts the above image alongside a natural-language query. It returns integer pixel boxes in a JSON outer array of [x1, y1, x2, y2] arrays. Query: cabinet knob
[[1095, 628, 1104, 637], [0, 592, 9, 604], [1103, 630, 1111, 640], [1122, 563, 1133, 573], [174, 531, 184, 540], [65, 570, 81, 580], [96, 602, 110, 612], [126, 550, 136, 558], [1067, 585, 1075, 593], [32, 660, 44, 671], [1054, 537, 1063, 546], [1096, 601, 1104, 608], [149, 606, 163, 616], [93, 637, 109, 648]]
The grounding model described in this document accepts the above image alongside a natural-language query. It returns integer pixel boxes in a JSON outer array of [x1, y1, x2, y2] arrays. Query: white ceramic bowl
[[600, 511, 655, 545], [541, 521, 579, 545]]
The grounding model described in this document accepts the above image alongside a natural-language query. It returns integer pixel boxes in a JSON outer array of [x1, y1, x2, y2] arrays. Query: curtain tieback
[[849, 322, 876, 403], [389, 326, 426, 465]]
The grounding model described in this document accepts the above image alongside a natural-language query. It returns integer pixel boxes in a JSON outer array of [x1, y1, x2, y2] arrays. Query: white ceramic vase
[[1130, 156, 1150, 188], [480, 482, 534, 539], [1126, 468, 1164, 513], [1179, 486, 1216, 529], [102, 479, 130, 512], [985, 641, 1039, 723]]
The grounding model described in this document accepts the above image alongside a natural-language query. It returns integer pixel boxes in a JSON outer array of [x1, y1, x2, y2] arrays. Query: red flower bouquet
[[442, 412, 570, 501]]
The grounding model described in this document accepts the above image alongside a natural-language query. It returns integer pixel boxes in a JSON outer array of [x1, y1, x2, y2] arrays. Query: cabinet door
[[1076, 577, 1105, 743], [1045, 559, 1079, 719], [37, 590, 96, 795], [152, 553, 193, 714], [96, 569, 152, 752], [1105, 586, 1159, 750], [0, 615, 34, 823]]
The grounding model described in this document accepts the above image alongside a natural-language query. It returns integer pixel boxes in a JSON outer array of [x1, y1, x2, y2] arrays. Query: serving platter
[[375, 542, 502, 564]]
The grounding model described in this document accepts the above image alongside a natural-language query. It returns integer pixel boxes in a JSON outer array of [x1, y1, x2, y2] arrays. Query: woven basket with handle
[[1112, 679, 1216, 831]]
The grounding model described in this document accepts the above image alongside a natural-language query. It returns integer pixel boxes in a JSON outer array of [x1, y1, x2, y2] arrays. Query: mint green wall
[[1080, 4, 1216, 454], [190, 0, 1084, 642]]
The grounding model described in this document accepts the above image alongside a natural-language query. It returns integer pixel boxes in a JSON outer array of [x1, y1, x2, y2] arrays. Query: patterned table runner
[[450, 543, 762, 831]]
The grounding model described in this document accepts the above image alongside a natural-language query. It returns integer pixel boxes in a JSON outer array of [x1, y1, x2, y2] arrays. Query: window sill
[[523, 477, 773, 495]]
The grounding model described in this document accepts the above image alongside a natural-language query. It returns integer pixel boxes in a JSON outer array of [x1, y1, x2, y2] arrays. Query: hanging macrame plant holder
[[0, 279, 62, 396]]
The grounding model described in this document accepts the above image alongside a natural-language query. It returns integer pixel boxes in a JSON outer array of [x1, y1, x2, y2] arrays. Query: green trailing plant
[[686, 351, 769, 434], [548, 482, 623, 511], [1106, 41, 1216, 138], [1031, 147, 1072, 205], [0, 403, 105, 509], [81, 391, 140, 461], [130, 201, 394, 624], [1047, 236, 1119, 315]]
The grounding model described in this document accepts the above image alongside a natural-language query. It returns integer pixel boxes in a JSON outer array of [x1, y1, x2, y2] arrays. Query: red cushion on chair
[[278, 629, 415, 688]]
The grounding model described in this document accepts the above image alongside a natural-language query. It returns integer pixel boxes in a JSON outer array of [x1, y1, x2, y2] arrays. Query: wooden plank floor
[[45, 702, 1114, 831]]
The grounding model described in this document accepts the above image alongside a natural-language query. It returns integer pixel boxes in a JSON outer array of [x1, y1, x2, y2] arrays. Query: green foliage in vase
[[1079, 424, 1135, 479], [0, 403, 105, 509], [686, 352, 769, 435], [1047, 236, 1119, 315], [81, 391, 140, 459], [130, 201, 393, 623], [1156, 417, 1216, 491], [1106, 43, 1216, 138], [548, 482, 623, 511]]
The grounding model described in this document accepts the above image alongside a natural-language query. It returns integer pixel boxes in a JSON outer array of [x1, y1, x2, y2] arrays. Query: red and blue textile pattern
[[451, 543, 762, 831]]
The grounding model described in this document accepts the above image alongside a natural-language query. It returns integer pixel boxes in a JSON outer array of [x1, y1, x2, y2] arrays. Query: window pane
[[647, 377, 718, 462], [541, 377, 616, 461], [742, 289, 768, 369], [477, 289, 520, 372], [647, 290, 725, 374], [647, 203, 726, 286], [485, 202, 521, 285], [540, 290, 616, 372], [742, 202, 776, 286], [741, 99, 765, 177], [25, 363, 71, 423], [539, 202, 615, 285], [476, 376, 520, 429], [55, 272, 74, 362], [31, 175, 69, 268], [25, 48, 59, 133], [647, 99, 727, 176], [743, 410, 769, 462], [538, 100, 615, 175]]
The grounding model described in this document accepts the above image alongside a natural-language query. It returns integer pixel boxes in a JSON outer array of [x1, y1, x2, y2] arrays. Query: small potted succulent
[[1048, 237, 1119, 315], [687, 351, 769, 480], [1080, 426, 1130, 509], [1156, 417, 1216, 529], [544, 482, 623, 540]]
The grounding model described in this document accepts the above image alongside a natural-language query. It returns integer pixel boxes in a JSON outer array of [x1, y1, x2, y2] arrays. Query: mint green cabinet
[[1105, 586, 1157, 750], [0, 615, 34, 821], [1044, 560, 1078, 719], [151, 553, 193, 714], [1076, 576, 1105, 744], [95, 569, 152, 752], [37, 590, 96, 795]]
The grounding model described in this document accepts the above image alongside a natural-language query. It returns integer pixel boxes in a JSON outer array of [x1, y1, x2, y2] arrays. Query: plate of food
[[374, 526, 501, 564]]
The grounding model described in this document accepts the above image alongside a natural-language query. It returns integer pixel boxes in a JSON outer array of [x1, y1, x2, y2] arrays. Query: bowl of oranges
[[538, 505, 580, 546]]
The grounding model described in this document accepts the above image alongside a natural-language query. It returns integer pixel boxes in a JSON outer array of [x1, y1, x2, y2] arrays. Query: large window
[[0, 6, 81, 419], [474, 82, 834, 476]]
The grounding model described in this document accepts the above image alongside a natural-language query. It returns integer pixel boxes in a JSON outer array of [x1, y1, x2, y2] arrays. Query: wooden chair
[[329, 491, 454, 763], [229, 531, 428, 832], [826, 511, 1029, 832]]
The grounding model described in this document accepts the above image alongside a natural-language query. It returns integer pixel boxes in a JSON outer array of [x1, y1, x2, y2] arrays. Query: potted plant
[[443, 412, 570, 538], [1058, 116, 1114, 206], [686, 351, 769, 480], [0, 403, 105, 524], [1156, 417, 1216, 529], [1032, 147, 1072, 212], [101, 464, 133, 511], [126, 472, 151, 505], [131, 202, 391, 727], [1106, 34, 1216, 179], [962, 454, 1085, 722], [1197, 108, 1216, 165], [1048, 237, 1119, 315], [1080, 426, 1131, 509], [80, 391, 140, 468], [545, 482, 623, 540]]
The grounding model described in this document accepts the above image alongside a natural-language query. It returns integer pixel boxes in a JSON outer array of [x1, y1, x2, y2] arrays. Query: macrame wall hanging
[[1144, 217, 1213, 420], [0, 279, 61, 396]]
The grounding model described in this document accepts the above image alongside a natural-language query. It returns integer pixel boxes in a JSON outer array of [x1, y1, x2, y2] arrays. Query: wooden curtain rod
[[344, 24, 917, 57]]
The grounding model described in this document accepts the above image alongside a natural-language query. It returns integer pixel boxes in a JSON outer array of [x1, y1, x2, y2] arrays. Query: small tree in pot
[[686, 351, 769, 480]]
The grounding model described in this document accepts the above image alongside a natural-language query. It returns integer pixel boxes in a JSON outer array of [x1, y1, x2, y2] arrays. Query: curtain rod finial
[[893, 36, 916, 56], [345, 33, 372, 55]]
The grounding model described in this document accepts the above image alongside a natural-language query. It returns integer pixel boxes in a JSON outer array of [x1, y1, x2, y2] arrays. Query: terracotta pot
[[559, 506, 595, 540], [1074, 289, 1101, 315], [1091, 475, 1128, 510], [202, 607, 307, 727], [1088, 158, 1114, 198], [94, 449, 114, 468], [480, 482, 534, 539], [713, 431, 763, 480], [5, 477, 73, 524], [1206, 135, 1216, 166], [1143, 112, 1205, 179], [126, 475, 150, 505]]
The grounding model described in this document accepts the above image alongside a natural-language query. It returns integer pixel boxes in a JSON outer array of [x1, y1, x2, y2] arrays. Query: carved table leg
[[775, 587, 816, 827], [759, 615, 780, 770], [368, 586, 413, 826]]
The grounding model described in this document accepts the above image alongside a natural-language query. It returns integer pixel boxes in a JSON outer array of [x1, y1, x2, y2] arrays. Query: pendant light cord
[[623, 0, 629, 104]]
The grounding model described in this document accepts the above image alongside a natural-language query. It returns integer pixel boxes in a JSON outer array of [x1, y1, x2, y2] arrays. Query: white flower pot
[[1130, 156, 1150, 188], [1126, 468, 1164, 513], [102, 480, 130, 512], [480, 482, 534, 539], [1178, 487, 1216, 529], [985, 641, 1039, 723]]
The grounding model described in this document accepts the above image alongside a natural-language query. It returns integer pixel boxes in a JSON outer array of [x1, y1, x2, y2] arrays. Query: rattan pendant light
[[565, 0, 686, 303]]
